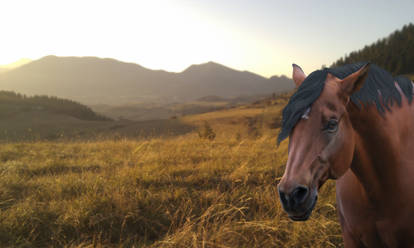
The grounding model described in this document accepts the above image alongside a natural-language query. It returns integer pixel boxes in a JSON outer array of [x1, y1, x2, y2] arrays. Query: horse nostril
[[292, 185, 309, 204], [278, 189, 289, 208]]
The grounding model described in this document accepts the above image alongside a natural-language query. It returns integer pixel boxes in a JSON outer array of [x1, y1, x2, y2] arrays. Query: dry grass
[[181, 103, 284, 137], [0, 133, 342, 247], [0, 98, 343, 247]]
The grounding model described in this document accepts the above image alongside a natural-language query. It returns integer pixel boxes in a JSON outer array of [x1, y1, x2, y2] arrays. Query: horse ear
[[340, 63, 370, 96], [292, 64, 306, 87]]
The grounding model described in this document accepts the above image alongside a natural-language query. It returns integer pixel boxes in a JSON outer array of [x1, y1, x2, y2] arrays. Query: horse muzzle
[[278, 185, 318, 221]]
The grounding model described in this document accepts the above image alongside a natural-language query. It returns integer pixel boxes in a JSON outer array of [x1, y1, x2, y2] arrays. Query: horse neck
[[348, 104, 403, 208]]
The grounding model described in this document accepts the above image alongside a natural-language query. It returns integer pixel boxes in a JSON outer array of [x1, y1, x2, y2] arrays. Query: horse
[[277, 62, 414, 247]]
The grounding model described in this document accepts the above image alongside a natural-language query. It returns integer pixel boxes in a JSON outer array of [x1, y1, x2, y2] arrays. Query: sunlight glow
[[0, 0, 291, 77], [0, 0, 412, 77]]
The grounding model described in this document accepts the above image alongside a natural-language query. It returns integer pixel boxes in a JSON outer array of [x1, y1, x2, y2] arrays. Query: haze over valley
[[0, 56, 293, 104]]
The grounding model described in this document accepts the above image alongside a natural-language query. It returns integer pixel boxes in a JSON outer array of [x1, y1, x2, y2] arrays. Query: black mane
[[277, 62, 413, 144]]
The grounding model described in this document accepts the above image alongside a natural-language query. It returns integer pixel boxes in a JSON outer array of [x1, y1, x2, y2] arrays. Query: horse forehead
[[307, 83, 343, 118], [321, 80, 341, 96], [315, 80, 342, 106]]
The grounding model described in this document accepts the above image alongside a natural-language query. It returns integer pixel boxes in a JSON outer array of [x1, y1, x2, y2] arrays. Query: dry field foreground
[[0, 104, 343, 247]]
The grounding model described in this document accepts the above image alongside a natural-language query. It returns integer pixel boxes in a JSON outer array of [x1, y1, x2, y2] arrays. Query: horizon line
[[0, 55, 291, 79]]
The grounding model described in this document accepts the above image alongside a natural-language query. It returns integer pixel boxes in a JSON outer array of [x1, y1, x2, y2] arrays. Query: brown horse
[[277, 62, 414, 247]]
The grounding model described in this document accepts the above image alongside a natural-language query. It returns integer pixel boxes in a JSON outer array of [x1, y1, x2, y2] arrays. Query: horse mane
[[277, 62, 413, 144]]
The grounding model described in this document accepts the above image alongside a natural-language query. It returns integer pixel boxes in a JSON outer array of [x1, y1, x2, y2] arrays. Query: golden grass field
[[0, 99, 343, 247]]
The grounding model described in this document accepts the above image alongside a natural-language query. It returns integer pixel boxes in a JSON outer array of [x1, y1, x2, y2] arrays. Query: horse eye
[[324, 119, 338, 133]]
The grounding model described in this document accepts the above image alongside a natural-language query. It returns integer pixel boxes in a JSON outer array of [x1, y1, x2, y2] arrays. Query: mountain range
[[0, 56, 294, 105]]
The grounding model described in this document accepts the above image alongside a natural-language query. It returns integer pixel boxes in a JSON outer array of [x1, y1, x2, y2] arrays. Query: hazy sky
[[1, 0, 413, 77]]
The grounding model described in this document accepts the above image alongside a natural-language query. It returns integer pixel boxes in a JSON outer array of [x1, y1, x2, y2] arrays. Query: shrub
[[198, 121, 216, 140]]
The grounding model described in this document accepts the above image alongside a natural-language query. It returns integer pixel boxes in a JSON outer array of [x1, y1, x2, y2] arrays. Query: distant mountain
[[331, 23, 414, 75], [0, 56, 294, 105]]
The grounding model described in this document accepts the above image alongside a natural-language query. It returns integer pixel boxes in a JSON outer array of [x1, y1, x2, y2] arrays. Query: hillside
[[90, 94, 270, 121], [0, 91, 109, 121], [0, 90, 287, 142], [0, 91, 194, 143], [331, 23, 414, 75], [0, 56, 294, 105], [0, 110, 194, 142], [0, 91, 198, 142]]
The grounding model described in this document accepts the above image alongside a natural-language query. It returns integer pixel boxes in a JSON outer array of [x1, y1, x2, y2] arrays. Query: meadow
[[0, 98, 343, 247]]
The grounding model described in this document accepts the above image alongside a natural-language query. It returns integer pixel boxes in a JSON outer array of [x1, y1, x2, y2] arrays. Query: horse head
[[277, 63, 370, 221]]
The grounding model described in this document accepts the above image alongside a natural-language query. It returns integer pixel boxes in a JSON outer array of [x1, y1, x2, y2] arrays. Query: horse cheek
[[330, 132, 355, 179]]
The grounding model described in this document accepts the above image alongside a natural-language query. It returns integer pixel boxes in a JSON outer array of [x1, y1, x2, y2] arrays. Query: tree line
[[0, 91, 111, 121], [331, 23, 414, 76]]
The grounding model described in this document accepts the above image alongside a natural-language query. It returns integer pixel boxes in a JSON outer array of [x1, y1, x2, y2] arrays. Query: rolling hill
[[0, 91, 109, 121], [0, 56, 294, 105], [0, 91, 196, 142], [0, 86, 290, 142]]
